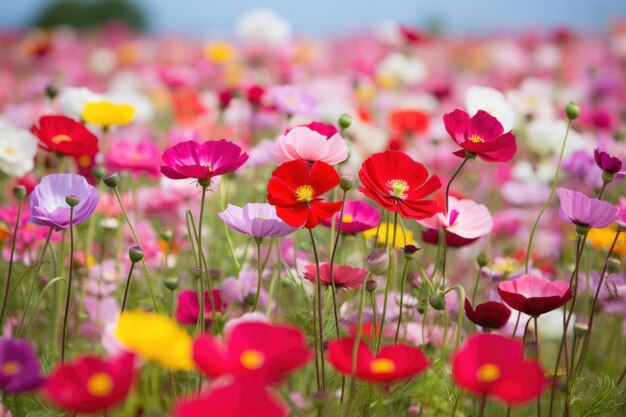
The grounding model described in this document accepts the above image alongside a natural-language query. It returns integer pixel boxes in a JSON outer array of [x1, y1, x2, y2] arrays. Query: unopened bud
[[312, 391, 329, 410], [607, 258, 621, 274], [103, 172, 120, 188], [338, 113, 352, 130], [573, 322, 588, 336], [65, 194, 80, 207], [160, 227, 173, 242], [209, 269, 221, 280], [92, 166, 106, 182], [366, 249, 388, 275], [339, 175, 354, 191], [403, 244, 420, 260], [476, 252, 488, 268], [128, 246, 144, 263], [565, 102, 580, 120], [164, 277, 179, 291], [12, 185, 26, 200], [45, 85, 58, 100], [429, 292, 446, 310], [417, 299, 428, 314], [191, 266, 204, 280], [365, 279, 377, 292]]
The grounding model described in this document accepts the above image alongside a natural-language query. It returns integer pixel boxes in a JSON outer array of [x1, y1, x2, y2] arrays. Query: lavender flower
[[0, 338, 44, 393], [267, 85, 317, 116], [29, 174, 99, 229], [218, 203, 297, 238], [556, 187, 618, 229]]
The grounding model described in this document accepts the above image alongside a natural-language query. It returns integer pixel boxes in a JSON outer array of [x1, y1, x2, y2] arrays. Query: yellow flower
[[204, 41, 236, 64], [116, 311, 194, 370], [82, 101, 135, 127], [587, 225, 626, 254], [363, 222, 414, 248]]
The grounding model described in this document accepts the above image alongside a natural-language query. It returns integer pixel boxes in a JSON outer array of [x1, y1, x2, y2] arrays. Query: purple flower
[[0, 338, 44, 393], [321, 200, 381, 234], [218, 203, 297, 238], [556, 187, 618, 229], [594, 148, 623, 175], [267, 85, 317, 116], [29, 174, 99, 229]]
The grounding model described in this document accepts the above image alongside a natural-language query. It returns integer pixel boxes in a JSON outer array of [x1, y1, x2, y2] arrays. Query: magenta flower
[[594, 148, 622, 175], [303, 262, 368, 289], [176, 289, 226, 325], [443, 109, 517, 162], [29, 174, 99, 230], [272, 124, 348, 165], [498, 274, 572, 317], [218, 203, 297, 238], [556, 187, 618, 229], [160, 140, 248, 181], [0, 338, 44, 393], [321, 200, 381, 234], [105, 139, 161, 179]]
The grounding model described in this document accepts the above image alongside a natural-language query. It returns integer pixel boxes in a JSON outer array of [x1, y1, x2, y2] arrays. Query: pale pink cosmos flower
[[272, 124, 348, 165], [417, 196, 493, 239]]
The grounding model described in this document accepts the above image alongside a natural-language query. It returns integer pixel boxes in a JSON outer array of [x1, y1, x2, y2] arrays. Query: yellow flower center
[[387, 179, 409, 199], [468, 135, 485, 143], [476, 363, 501, 382], [370, 358, 396, 374], [240, 349, 265, 370], [87, 372, 114, 397], [491, 257, 520, 276], [1, 361, 21, 375], [256, 216, 266, 220], [51, 134, 72, 145], [287, 97, 298, 105], [295, 185, 315, 203], [3, 146, 16, 156], [342, 214, 353, 223], [78, 156, 92, 167]]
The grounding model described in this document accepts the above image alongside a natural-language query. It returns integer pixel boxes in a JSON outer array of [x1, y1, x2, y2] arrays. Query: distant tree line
[[33, 0, 147, 31]]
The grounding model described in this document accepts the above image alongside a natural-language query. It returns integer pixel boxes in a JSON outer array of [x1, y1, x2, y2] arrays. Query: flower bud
[[65, 194, 80, 208], [128, 246, 144, 263], [12, 185, 26, 200], [565, 102, 580, 120], [573, 322, 588, 336], [476, 252, 488, 268], [103, 172, 120, 188], [365, 279, 377, 292], [209, 269, 221, 280], [160, 227, 173, 242], [339, 175, 354, 191], [429, 292, 446, 310], [191, 266, 204, 280], [338, 113, 352, 130], [164, 277, 179, 291], [312, 391, 329, 410], [417, 299, 428, 314], [403, 244, 420, 260], [366, 249, 388, 275], [607, 257, 621, 274], [92, 166, 107, 181], [45, 85, 58, 100]]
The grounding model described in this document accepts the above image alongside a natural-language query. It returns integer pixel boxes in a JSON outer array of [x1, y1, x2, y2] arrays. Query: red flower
[[43, 352, 135, 414], [464, 299, 511, 330], [176, 289, 226, 325], [443, 109, 517, 162], [388, 109, 429, 136], [303, 262, 368, 289], [193, 321, 311, 386], [32, 115, 99, 157], [498, 274, 572, 317], [174, 381, 286, 417], [358, 151, 441, 220], [452, 334, 547, 404], [246, 85, 266, 107], [267, 160, 342, 229], [327, 337, 428, 383]]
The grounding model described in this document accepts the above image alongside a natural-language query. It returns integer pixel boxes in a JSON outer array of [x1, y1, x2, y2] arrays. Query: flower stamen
[[295, 185, 315, 203]]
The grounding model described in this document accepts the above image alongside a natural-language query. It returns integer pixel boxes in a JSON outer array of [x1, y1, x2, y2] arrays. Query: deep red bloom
[[498, 274, 572, 317], [219, 89, 236, 109], [174, 381, 286, 417], [443, 109, 517, 162], [327, 337, 428, 383], [43, 352, 135, 414], [358, 151, 441, 220], [398, 25, 430, 44], [246, 85, 266, 107], [32, 115, 99, 157], [452, 334, 547, 404], [303, 262, 368, 289], [421, 228, 478, 247], [267, 160, 342, 229], [161, 140, 248, 181], [594, 148, 622, 174], [193, 321, 311, 386], [301, 121, 339, 139], [176, 289, 226, 325], [388, 109, 429, 135], [464, 299, 511, 330]]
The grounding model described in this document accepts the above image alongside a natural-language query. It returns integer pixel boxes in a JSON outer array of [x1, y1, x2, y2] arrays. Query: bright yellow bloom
[[587, 225, 626, 254], [82, 101, 135, 127], [116, 311, 194, 370], [204, 41, 236, 64], [363, 222, 415, 248]]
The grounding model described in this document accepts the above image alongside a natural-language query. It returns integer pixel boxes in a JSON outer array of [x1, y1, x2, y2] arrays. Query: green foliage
[[570, 375, 625, 417], [33, 0, 147, 31]]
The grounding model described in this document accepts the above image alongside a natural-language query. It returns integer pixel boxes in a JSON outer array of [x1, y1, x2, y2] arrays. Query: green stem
[[344, 275, 369, 414], [120, 262, 136, 312], [252, 239, 263, 312], [445, 157, 469, 213], [60, 207, 75, 363], [394, 257, 410, 344], [376, 211, 398, 353], [0, 198, 22, 329], [308, 229, 326, 391]]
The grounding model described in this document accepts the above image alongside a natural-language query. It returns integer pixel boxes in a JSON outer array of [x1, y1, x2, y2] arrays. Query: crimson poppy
[[176, 289, 226, 325], [464, 299, 511, 330], [326, 337, 428, 383], [498, 274, 572, 317], [267, 160, 342, 228], [452, 334, 546, 404], [443, 109, 517, 162], [358, 151, 441, 220], [32, 115, 99, 157], [303, 262, 368, 289], [388, 109, 429, 136], [421, 228, 479, 247], [43, 352, 136, 414]]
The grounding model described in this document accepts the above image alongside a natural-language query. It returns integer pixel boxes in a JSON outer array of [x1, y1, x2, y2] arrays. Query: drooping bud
[[128, 246, 144, 264], [429, 292, 446, 310], [103, 172, 120, 188]]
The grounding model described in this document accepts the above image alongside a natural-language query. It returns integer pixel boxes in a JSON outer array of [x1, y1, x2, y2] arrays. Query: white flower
[[507, 78, 555, 120], [0, 121, 37, 177], [58, 87, 105, 119], [236, 8, 291, 46], [465, 86, 515, 132], [526, 119, 590, 157], [377, 52, 426, 86]]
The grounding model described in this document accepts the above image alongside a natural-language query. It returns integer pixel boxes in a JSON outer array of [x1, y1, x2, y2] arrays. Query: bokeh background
[[2, 0, 626, 35]]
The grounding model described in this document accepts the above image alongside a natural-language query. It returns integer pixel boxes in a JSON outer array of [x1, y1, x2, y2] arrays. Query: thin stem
[[470, 267, 482, 305], [61, 207, 75, 363], [617, 365, 626, 385], [369, 291, 378, 351], [329, 190, 348, 339], [445, 157, 469, 214], [0, 198, 22, 329], [535, 316, 542, 417], [478, 395, 487, 417], [195, 186, 217, 327], [252, 239, 263, 312], [346, 277, 368, 409], [376, 211, 398, 353], [120, 262, 136, 312], [309, 229, 326, 391], [525, 119, 572, 273], [394, 257, 410, 344]]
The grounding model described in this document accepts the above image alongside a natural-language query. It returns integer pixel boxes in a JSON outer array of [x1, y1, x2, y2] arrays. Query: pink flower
[[417, 197, 493, 239], [161, 140, 248, 181], [272, 124, 348, 165], [303, 262, 368, 289], [176, 289, 226, 325], [498, 274, 573, 316], [105, 139, 161, 179]]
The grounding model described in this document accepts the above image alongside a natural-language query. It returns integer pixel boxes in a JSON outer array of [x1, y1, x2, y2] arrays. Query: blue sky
[[2, 0, 626, 36]]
